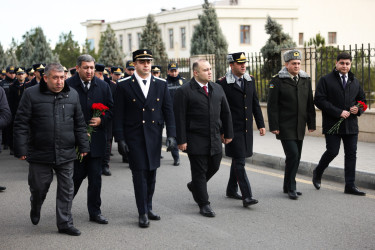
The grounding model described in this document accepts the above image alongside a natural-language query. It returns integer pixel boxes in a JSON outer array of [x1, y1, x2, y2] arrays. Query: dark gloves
[[118, 140, 129, 156], [166, 137, 177, 152]]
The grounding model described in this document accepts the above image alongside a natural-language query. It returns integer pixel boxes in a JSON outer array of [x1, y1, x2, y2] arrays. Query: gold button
[[152, 108, 155, 111], [143, 108, 145, 111], [246, 130, 248, 132], [244, 95, 247, 98], [133, 99, 136, 102], [142, 120, 145, 123], [156, 98, 160, 101], [245, 107, 247, 109], [152, 120, 155, 123], [246, 118, 248, 121]]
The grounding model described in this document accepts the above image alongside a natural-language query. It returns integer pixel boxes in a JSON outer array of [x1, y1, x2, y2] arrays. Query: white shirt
[[196, 80, 209, 93], [339, 73, 348, 84], [134, 71, 151, 98], [80, 78, 91, 89]]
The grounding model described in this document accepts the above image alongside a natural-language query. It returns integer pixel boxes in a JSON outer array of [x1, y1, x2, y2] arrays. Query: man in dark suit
[[174, 59, 233, 217], [114, 49, 176, 228], [313, 52, 366, 196], [67, 54, 114, 224], [267, 50, 316, 200], [217, 52, 265, 207]]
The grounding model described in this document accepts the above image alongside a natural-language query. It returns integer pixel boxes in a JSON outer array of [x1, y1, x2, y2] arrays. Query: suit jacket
[[174, 77, 233, 156], [113, 74, 176, 171], [67, 73, 113, 157], [217, 71, 265, 158]]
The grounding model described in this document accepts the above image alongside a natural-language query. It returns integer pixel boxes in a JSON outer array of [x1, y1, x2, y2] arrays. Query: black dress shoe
[[173, 158, 180, 166], [243, 197, 258, 207], [199, 205, 216, 217], [30, 198, 40, 225], [226, 192, 242, 200], [0, 186, 6, 191], [283, 190, 302, 196], [312, 169, 321, 190], [148, 210, 161, 220], [102, 166, 111, 176], [344, 186, 366, 196], [288, 191, 298, 200], [58, 226, 81, 236], [139, 214, 149, 228], [89, 214, 108, 224]]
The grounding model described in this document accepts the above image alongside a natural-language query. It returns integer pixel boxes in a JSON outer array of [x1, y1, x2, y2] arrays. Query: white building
[[82, 0, 375, 60]]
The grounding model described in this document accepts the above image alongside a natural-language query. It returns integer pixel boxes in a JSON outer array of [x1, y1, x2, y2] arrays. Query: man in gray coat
[[14, 63, 89, 236]]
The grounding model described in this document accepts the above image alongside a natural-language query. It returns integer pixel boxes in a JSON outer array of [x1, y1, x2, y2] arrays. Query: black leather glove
[[118, 140, 129, 156], [166, 137, 177, 152]]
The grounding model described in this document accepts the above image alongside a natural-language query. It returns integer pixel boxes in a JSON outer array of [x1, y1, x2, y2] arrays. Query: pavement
[[250, 132, 375, 189]]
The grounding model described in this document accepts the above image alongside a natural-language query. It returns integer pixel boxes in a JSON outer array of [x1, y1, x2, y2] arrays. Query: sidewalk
[[250, 132, 375, 189]]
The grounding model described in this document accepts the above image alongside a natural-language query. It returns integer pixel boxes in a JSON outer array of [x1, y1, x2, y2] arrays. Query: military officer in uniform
[[26, 68, 35, 82], [0, 66, 15, 150], [114, 49, 176, 228], [111, 66, 123, 83], [124, 60, 135, 77], [0, 69, 6, 81], [25, 63, 45, 89], [217, 52, 265, 207], [166, 62, 187, 166], [151, 65, 162, 78], [267, 50, 316, 200]]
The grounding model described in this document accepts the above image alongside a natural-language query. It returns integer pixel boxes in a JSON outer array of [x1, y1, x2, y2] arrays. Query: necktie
[[240, 78, 244, 91], [203, 85, 208, 96], [83, 81, 89, 93], [142, 80, 147, 85], [342, 75, 347, 88], [293, 76, 298, 83]]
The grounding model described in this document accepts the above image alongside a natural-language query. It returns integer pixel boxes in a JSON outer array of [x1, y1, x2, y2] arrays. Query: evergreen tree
[[139, 14, 168, 63], [305, 33, 326, 47], [30, 27, 57, 64], [6, 38, 19, 66], [54, 31, 81, 68], [98, 25, 124, 66], [0, 42, 7, 69], [261, 16, 296, 78], [20, 35, 34, 68], [190, 0, 228, 57]]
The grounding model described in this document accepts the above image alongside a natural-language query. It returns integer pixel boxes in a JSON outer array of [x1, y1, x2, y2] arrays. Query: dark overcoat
[[113, 75, 176, 171], [67, 73, 113, 157], [314, 69, 366, 134], [173, 77, 233, 156], [217, 71, 265, 158], [0, 87, 11, 153], [267, 67, 316, 140]]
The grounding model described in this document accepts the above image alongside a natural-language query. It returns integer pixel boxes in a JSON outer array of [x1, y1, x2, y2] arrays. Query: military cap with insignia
[[26, 68, 35, 75], [95, 63, 105, 72], [111, 66, 123, 75], [103, 69, 109, 76], [70, 68, 76, 75], [6, 66, 16, 73], [132, 49, 153, 61], [227, 52, 248, 63], [16, 67, 26, 74], [283, 49, 302, 62], [126, 60, 135, 69], [63, 66, 68, 72], [32, 63, 46, 72], [168, 62, 178, 70], [151, 65, 162, 72], [2, 69, 7, 75]]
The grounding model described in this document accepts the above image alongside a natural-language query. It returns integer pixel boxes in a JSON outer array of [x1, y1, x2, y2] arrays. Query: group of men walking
[[0, 47, 367, 236]]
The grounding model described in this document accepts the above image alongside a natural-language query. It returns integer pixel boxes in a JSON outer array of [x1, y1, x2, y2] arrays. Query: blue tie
[[142, 80, 147, 85], [342, 75, 346, 88]]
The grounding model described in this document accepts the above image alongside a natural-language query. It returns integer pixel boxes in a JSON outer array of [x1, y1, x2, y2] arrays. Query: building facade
[[82, 0, 375, 60]]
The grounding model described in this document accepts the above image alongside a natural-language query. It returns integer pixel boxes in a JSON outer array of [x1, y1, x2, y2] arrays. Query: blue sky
[[0, 0, 205, 49]]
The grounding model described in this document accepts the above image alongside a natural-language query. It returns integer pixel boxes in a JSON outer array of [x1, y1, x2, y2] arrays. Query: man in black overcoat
[[217, 52, 265, 207], [174, 59, 233, 217], [313, 52, 366, 196], [67, 54, 114, 224], [113, 49, 176, 228]]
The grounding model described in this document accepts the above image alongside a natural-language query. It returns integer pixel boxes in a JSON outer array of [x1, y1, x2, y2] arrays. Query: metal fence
[[155, 44, 375, 108]]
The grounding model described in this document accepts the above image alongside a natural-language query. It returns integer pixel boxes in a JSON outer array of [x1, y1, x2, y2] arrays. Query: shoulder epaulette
[[118, 76, 131, 83], [272, 74, 279, 78]]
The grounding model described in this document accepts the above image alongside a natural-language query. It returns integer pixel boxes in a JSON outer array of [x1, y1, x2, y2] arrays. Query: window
[[169, 29, 174, 49], [240, 25, 250, 44], [137, 32, 142, 47], [181, 27, 186, 49], [230, 0, 238, 5], [328, 32, 337, 44], [128, 34, 132, 51], [119, 35, 123, 49], [299, 33, 304, 46], [87, 39, 95, 50]]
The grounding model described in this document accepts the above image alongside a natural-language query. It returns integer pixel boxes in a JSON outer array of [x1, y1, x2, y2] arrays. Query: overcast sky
[[0, 0, 206, 49]]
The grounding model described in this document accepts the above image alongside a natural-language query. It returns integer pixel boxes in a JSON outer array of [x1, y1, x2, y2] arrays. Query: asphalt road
[[1, 147, 374, 250]]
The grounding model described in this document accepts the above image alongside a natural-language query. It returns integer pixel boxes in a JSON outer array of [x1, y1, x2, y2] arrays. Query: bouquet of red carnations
[[327, 101, 368, 134]]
